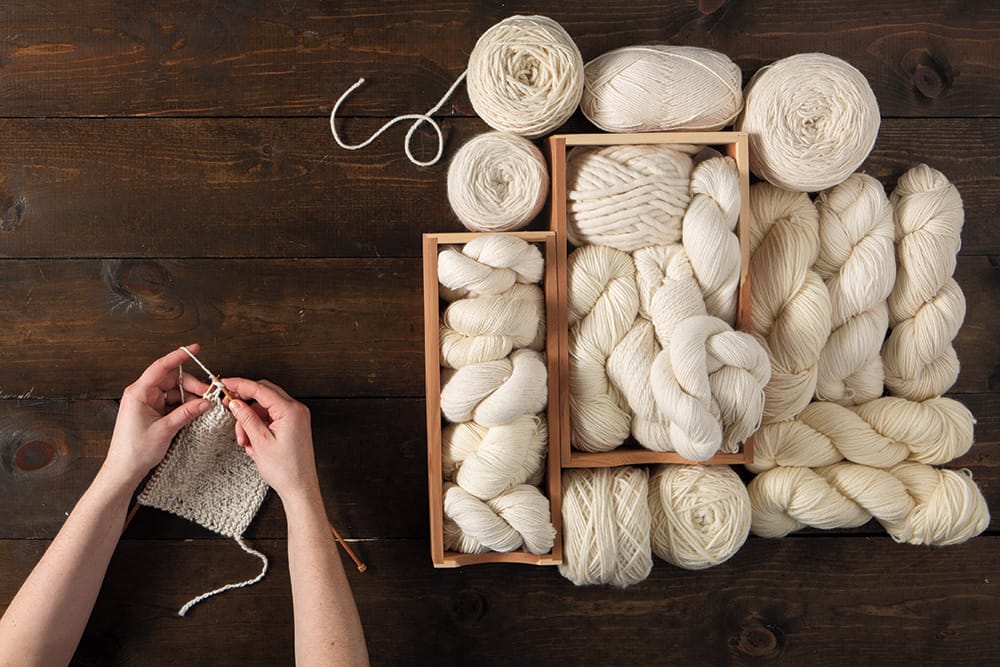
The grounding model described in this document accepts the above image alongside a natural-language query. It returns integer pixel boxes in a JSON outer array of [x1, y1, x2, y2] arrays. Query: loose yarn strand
[[177, 536, 269, 616]]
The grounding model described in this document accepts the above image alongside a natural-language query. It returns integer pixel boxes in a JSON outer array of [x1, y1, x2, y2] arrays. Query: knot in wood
[[901, 48, 950, 99], [14, 439, 57, 472], [732, 622, 782, 658], [451, 589, 488, 626], [1, 194, 25, 231], [698, 0, 727, 15]]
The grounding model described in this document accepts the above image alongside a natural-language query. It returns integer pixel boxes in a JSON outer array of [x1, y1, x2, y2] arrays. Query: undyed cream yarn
[[440, 348, 548, 426], [466, 15, 584, 138], [442, 415, 548, 500], [566, 144, 693, 252], [560, 466, 652, 588], [814, 173, 895, 405], [738, 52, 880, 192], [447, 132, 549, 232], [438, 234, 544, 301], [439, 283, 544, 368], [443, 482, 556, 555], [883, 164, 966, 401], [648, 464, 751, 570], [582, 45, 741, 133]]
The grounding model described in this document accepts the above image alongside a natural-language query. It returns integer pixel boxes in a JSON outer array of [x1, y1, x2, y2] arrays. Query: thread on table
[[178, 536, 269, 616]]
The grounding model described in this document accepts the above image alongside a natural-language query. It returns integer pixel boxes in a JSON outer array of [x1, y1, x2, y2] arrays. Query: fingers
[[222, 377, 292, 412], [138, 344, 201, 391], [152, 398, 211, 442], [228, 398, 275, 448]]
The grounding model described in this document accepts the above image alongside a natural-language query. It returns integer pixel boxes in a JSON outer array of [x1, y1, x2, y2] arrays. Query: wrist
[[279, 482, 327, 521], [91, 465, 141, 507]]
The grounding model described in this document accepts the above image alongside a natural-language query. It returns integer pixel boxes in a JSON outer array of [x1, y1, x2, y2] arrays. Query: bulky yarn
[[443, 482, 556, 554], [648, 464, 751, 570], [748, 461, 990, 546], [749, 182, 832, 423], [738, 52, 880, 192], [466, 15, 584, 138], [566, 144, 693, 252], [813, 173, 895, 405], [442, 415, 548, 500], [447, 132, 549, 232], [560, 466, 652, 588], [440, 348, 548, 426], [438, 234, 544, 301], [439, 283, 544, 368], [747, 396, 976, 473], [581, 45, 743, 133], [883, 164, 966, 400]]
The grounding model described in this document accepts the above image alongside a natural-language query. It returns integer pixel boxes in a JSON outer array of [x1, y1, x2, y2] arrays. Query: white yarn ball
[[447, 132, 549, 233], [440, 348, 547, 426], [467, 15, 584, 138], [738, 52, 880, 192], [442, 414, 548, 500], [438, 234, 544, 302], [439, 283, 544, 368], [648, 464, 751, 570], [582, 45, 743, 133], [443, 483, 556, 554]]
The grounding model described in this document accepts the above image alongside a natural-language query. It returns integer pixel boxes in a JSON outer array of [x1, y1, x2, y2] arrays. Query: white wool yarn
[[443, 483, 556, 554], [447, 132, 549, 233], [884, 164, 966, 400], [559, 466, 652, 588], [814, 173, 895, 405], [607, 318, 672, 451], [566, 144, 693, 252], [582, 45, 743, 133], [438, 234, 544, 301], [749, 182, 832, 423], [747, 396, 976, 473], [439, 283, 544, 368], [650, 315, 770, 461], [567, 244, 639, 452], [648, 465, 751, 570], [681, 156, 742, 325], [466, 15, 584, 138], [440, 348, 547, 426], [748, 461, 990, 546], [738, 52, 880, 192], [442, 415, 548, 500]]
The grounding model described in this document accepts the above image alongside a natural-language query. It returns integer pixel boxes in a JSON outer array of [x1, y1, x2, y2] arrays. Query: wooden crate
[[422, 231, 563, 567], [547, 132, 754, 468]]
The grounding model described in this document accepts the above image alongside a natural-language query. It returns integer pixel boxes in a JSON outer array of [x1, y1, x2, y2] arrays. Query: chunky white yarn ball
[[648, 465, 751, 570], [440, 348, 548, 426], [442, 414, 548, 500], [582, 45, 743, 133], [439, 283, 544, 368], [467, 15, 584, 138], [438, 234, 544, 301], [447, 132, 550, 233], [738, 53, 880, 192], [443, 483, 556, 554]]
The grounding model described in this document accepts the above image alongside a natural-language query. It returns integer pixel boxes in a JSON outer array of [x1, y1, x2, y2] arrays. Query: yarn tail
[[177, 536, 269, 617]]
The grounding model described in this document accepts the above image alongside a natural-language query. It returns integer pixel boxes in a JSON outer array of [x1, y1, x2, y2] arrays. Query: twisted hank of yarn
[[447, 132, 549, 232], [648, 465, 751, 570], [814, 173, 895, 405], [439, 283, 544, 368], [747, 396, 976, 473], [443, 483, 556, 554], [438, 234, 544, 301], [883, 164, 966, 401], [560, 467, 652, 588], [582, 45, 743, 133], [442, 414, 548, 500], [738, 52, 880, 192], [749, 182, 832, 423], [566, 144, 693, 252], [440, 348, 548, 426], [748, 461, 990, 546]]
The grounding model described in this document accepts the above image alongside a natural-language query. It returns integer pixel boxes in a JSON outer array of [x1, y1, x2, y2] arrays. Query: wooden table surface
[[1, 2, 997, 664]]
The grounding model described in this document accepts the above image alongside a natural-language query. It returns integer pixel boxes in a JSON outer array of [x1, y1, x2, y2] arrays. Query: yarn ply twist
[[814, 173, 895, 405], [749, 182, 832, 423], [439, 283, 544, 368], [747, 396, 976, 473], [560, 467, 652, 588], [442, 415, 548, 500], [883, 164, 966, 400], [438, 234, 544, 301], [440, 348, 547, 426], [748, 461, 990, 546], [466, 15, 584, 138], [443, 483, 556, 554]]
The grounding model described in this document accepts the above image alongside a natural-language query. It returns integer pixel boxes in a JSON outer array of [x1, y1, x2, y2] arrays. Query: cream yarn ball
[[443, 483, 556, 554], [466, 15, 584, 138], [440, 348, 547, 426], [438, 234, 544, 301], [439, 283, 544, 368], [447, 132, 549, 233], [582, 45, 743, 133], [442, 414, 548, 500], [648, 464, 751, 570], [738, 52, 880, 192]]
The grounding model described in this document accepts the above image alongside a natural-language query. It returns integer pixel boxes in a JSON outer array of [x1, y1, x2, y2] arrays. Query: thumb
[[228, 399, 274, 447], [154, 399, 211, 442]]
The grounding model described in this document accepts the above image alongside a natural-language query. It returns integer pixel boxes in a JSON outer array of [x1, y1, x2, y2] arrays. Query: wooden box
[[423, 231, 563, 567], [547, 132, 754, 468]]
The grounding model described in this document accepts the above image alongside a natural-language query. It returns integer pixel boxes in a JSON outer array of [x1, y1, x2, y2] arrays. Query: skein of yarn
[[738, 53, 880, 192], [438, 235, 544, 301], [648, 465, 751, 570], [440, 348, 548, 426], [467, 15, 584, 138], [447, 132, 550, 232], [443, 483, 556, 554], [442, 415, 548, 500], [439, 283, 544, 368], [581, 45, 743, 133]]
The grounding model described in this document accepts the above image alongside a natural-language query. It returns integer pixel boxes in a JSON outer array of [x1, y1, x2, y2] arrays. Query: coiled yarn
[[648, 464, 751, 570], [883, 164, 966, 400], [581, 45, 743, 133], [438, 234, 544, 301], [814, 173, 895, 404], [439, 283, 544, 368], [748, 461, 990, 546], [442, 415, 548, 500], [560, 466, 652, 588], [443, 483, 556, 554], [440, 348, 547, 426], [747, 396, 976, 473], [447, 132, 549, 232], [467, 15, 584, 138], [738, 52, 880, 192]]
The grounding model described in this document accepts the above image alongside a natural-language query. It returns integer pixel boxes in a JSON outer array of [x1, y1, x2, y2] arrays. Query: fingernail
[[228, 399, 242, 415], [198, 400, 211, 414]]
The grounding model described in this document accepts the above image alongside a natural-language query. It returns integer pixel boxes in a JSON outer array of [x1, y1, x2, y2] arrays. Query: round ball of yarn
[[466, 15, 584, 138], [582, 45, 743, 133], [441, 414, 548, 500], [439, 283, 544, 368], [443, 483, 556, 554], [566, 144, 693, 252], [648, 464, 751, 570], [438, 235, 543, 300], [440, 348, 548, 426], [738, 53, 880, 192], [447, 132, 549, 232], [559, 466, 652, 588]]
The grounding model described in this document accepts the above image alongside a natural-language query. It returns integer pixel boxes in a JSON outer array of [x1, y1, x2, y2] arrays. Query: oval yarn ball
[[582, 45, 743, 132], [437, 234, 544, 301]]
